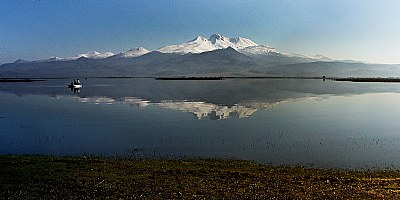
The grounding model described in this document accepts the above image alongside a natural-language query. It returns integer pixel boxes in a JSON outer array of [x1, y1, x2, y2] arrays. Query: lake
[[1, 78, 400, 169]]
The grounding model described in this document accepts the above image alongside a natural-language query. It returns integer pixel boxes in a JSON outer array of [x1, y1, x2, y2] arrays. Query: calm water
[[1, 78, 400, 169]]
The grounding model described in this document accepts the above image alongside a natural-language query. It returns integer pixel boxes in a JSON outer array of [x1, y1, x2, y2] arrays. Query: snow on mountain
[[239, 45, 279, 55], [154, 33, 331, 62], [156, 101, 258, 120], [48, 56, 62, 61], [73, 51, 115, 59], [156, 34, 258, 54], [39, 51, 116, 61], [209, 34, 258, 49], [117, 47, 150, 58], [233, 37, 259, 49], [312, 55, 332, 61], [282, 53, 331, 62], [156, 36, 215, 54]]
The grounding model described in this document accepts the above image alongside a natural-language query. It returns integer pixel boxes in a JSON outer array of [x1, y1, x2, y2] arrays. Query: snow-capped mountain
[[155, 34, 331, 63], [11, 34, 330, 63], [116, 47, 150, 58], [73, 51, 115, 59], [156, 34, 258, 54], [4, 33, 385, 78]]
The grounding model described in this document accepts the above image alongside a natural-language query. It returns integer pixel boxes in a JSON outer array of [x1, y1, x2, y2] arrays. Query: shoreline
[[0, 78, 45, 82], [2, 76, 400, 83], [1, 155, 400, 199]]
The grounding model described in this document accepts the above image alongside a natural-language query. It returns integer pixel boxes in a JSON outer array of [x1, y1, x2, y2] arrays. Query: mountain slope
[[147, 47, 261, 76]]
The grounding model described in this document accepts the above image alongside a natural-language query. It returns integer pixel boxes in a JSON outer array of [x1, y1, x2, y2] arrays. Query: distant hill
[[264, 62, 400, 77]]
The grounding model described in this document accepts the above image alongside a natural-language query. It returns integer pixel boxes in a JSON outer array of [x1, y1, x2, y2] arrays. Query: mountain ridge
[[5, 34, 331, 63], [2, 34, 400, 78]]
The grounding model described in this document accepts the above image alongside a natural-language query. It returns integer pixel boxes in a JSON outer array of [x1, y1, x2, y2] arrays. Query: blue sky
[[1, 0, 400, 64]]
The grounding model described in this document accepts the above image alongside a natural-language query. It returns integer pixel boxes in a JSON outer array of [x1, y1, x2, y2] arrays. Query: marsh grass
[[1, 155, 400, 199]]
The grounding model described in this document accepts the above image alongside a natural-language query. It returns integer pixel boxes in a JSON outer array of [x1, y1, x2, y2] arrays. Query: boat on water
[[68, 79, 82, 88], [68, 83, 82, 88]]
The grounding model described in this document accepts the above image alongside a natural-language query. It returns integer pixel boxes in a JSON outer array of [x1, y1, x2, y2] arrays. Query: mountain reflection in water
[[50, 95, 285, 120], [157, 101, 259, 120], [2, 78, 400, 121], [69, 97, 306, 120]]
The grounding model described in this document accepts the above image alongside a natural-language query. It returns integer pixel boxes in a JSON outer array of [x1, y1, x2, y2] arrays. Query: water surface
[[1, 78, 400, 169]]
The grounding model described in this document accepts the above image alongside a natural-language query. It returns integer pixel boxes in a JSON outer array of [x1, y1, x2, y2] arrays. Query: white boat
[[68, 80, 82, 88], [68, 83, 82, 88]]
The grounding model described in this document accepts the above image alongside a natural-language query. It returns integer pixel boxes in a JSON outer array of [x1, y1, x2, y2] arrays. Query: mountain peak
[[117, 47, 150, 58], [126, 47, 149, 52], [209, 33, 222, 40], [190, 36, 208, 42], [74, 51, 115, 59], [13, 59, 29, 63], [157, 34, 258, 54], [210, 33, 222, 38], [209, 34, 230, 44], [134, 47, 147, 51]]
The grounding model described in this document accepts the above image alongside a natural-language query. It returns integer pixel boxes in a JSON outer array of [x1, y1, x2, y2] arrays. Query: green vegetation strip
[[2, 155, 400, 199]]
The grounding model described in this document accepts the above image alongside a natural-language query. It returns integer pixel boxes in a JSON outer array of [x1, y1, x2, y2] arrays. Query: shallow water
[[1, 78, 400, 169]]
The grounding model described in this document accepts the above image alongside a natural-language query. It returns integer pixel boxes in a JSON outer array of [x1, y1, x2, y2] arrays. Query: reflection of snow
[[155, 98, 325, 120], [156, 101, 259, 120], [63, 96, 151, 107], [75, 96, 115, 104], [157, 101, 218, 119], [124, 97, 150, 108]]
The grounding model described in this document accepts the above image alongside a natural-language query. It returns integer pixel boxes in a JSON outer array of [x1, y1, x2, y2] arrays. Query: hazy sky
[[1, 0, 400, 64]]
